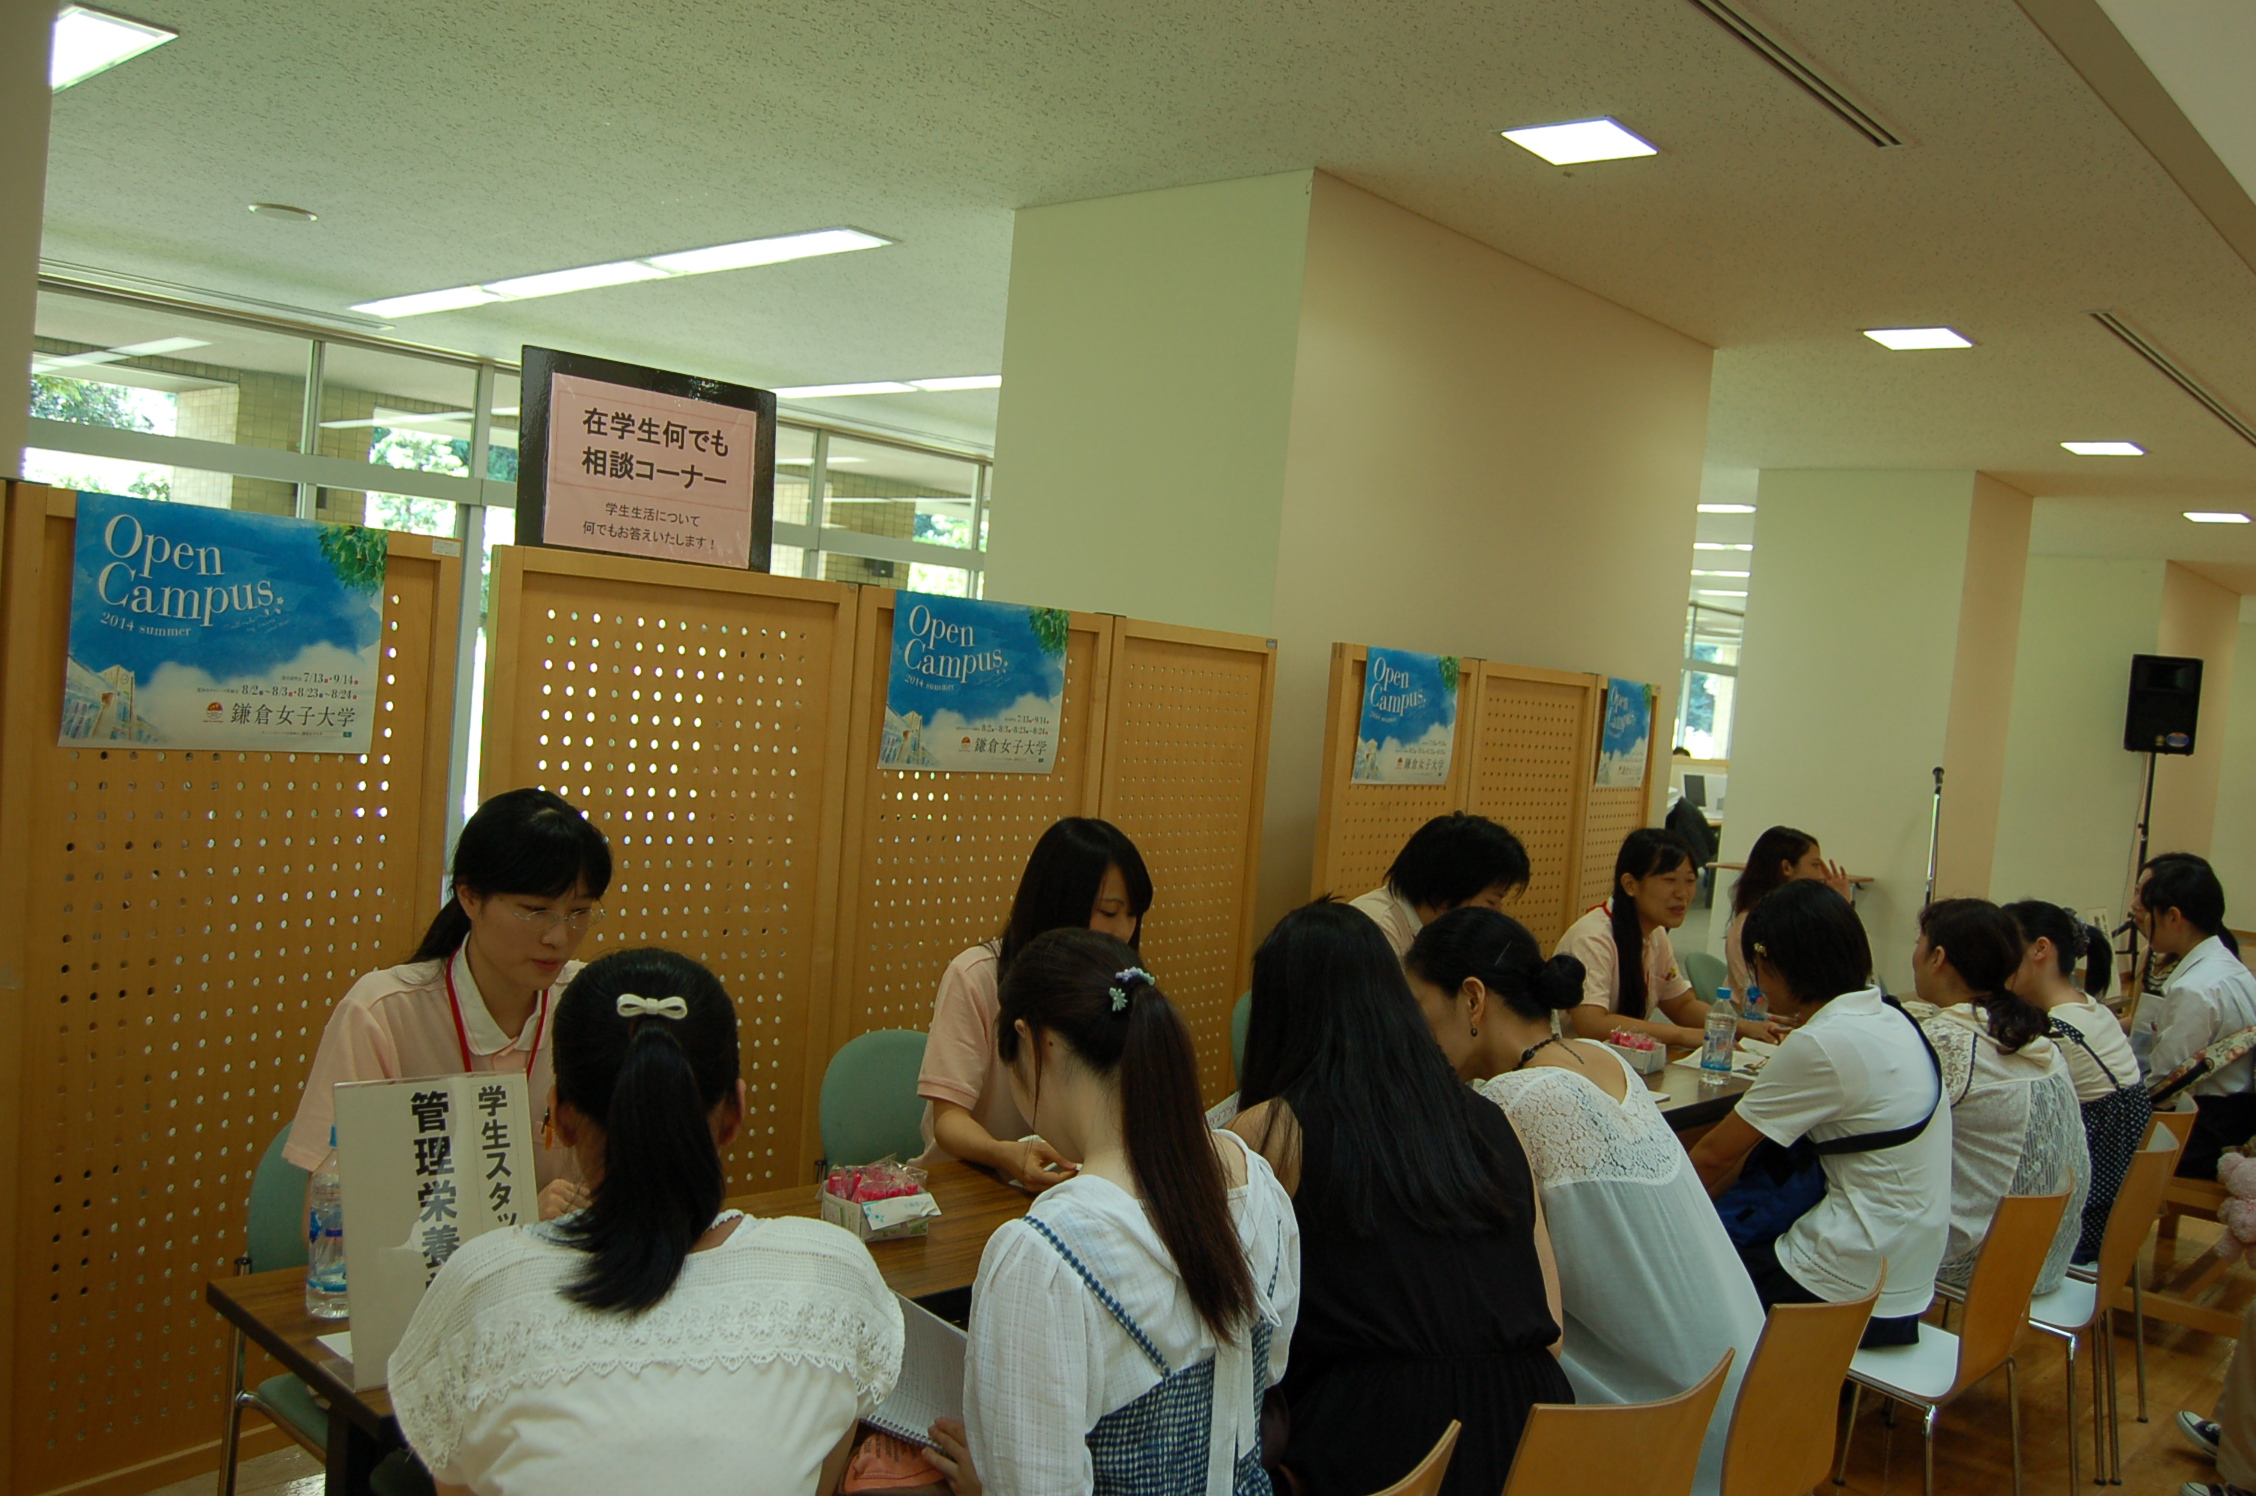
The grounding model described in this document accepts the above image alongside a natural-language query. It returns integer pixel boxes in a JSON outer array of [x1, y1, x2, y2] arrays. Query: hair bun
[[1536, 954, 1587, 1011]]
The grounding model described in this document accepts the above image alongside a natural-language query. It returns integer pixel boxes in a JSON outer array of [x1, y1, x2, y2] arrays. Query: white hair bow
[[616, 993, 689, 1020]]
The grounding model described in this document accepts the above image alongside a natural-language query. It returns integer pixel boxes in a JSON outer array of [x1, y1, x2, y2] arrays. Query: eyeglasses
[[502, 903, 604, 933]]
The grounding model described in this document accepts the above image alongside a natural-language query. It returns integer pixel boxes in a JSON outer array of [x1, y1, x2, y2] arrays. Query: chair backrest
[[818, 1029, 930, 1166], [1718, 1287, 1881, 1496], [1501, 1351, 1735, 1496], [2091, 1125, 2185, 1302], [1365, 1419, 1460, 1496], [2152, 1107, 2199, 1153], [246, 1125, 311, 1274], [1952, 1190, 2072, 1394], [1231, 991, 1252, 1086], [1684, 949, 1728, 1001]]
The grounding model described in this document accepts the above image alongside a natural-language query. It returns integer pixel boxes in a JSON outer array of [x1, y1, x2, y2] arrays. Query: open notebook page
[[865, 1293, 967, 1448]]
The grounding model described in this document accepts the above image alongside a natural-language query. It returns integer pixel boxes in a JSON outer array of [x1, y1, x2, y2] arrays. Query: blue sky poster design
[[63, 493, 388, 753], [1353, 648, 1459, 785], [881, 594, 1067, 773], [1597, 677, 1654, 788]]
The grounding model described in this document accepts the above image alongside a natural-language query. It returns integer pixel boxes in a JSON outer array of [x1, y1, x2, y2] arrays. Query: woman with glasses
[[284, 787, 612, 1220]]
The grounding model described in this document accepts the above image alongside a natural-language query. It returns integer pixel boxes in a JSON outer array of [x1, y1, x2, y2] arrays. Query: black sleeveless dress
[[1279, 1088, 1573, 1496]]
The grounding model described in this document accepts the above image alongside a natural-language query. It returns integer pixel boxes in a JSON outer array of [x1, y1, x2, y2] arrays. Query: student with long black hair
[[956, 929, 1297, 1496], [2006, 900, 2148, 1263], [1230, 901, 1567, 1496], [285, 787, 611, 1217], [1407, 906, 1761, 1495], [917, 816, 1154, 1189], [1554, 828, 1779, 1048], [1723, 825, 1852, 997], [390, 949, 903, 1495], [1347, 812, 1532, 957], [1905, 898, 2088, 1294]]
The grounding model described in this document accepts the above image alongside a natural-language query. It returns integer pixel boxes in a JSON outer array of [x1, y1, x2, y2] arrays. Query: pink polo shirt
[[284, 947, 582, 1190], [915, 942, 1032, 1162], [1553, 901, 1693, 1017]]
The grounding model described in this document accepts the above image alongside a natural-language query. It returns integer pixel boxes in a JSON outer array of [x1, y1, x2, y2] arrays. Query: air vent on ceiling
[[2092, 310, 2256, 451], [1685, 0, 1903, 148]]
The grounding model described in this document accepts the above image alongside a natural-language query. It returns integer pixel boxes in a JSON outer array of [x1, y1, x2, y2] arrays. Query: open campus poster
[[881, 593, 1066, 773], [1352, 646, 1459, 786]]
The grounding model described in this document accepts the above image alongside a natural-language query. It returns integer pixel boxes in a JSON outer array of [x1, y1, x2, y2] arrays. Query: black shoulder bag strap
[[2049, 1015, 2129, 1091], [1805, 993, 1946, 1157]]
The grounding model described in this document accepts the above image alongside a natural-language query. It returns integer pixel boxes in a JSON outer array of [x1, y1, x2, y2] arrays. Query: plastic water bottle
[[305, 1126, 349, 1320], [1701, 987, 1737, 1080], [1742, 984, 1767, 1024]]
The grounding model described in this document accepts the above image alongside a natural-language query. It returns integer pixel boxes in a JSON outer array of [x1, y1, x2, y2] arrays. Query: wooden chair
[[1834, 1191, 2071, 1496], [2110, 1108, 2196, 1422], [1500, 1351, 1734, 1496], [2154, 1106, 2207, 1245], [1719, 1287, 1880, 1496], [1365, 1419, 1460, 1496]]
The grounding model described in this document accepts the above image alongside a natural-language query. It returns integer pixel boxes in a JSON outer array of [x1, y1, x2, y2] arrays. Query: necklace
[[1515, 1035, 1584, 1071]]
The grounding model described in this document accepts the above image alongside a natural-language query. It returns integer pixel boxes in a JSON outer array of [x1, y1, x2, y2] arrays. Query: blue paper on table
[[1353, 647, 1459, 785]]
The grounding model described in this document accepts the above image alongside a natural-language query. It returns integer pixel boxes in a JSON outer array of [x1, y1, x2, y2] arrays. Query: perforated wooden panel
[[0, 487, 458, 1496], [479, 547, 856, 1192], [1307, 645, 1475, 902], [1100, 622, 1274, 1102], [1578, 787, 1651, 915], [829, 591, 1110, 1048], [1463, 665, 1600, 948]]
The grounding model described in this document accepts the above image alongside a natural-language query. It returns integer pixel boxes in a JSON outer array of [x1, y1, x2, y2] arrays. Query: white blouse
[[390, 1212, 903, 1496], [965, 1130, 1300, 1496]]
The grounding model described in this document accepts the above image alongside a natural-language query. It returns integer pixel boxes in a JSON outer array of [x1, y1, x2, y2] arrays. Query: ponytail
[[1922, 898, 2046, 1054], [549, 949, 739, 1314], [2081, 924, 2113, 998], [998, 930, 1255, 1337], [1610, 828, 1691, 1019]]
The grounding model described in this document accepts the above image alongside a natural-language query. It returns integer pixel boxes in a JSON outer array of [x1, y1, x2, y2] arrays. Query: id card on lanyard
[[443, 956, 551, 1079]]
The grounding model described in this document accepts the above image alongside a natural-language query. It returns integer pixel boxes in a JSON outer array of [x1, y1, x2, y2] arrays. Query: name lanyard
[[443, 956, 550, 1080]]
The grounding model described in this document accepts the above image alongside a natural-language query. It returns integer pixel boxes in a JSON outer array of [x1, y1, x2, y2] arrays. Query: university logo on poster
[[881, 595, 1067, 774], [1597, 677, 1654, 788], [1353, 648, 1459, 786], [62, 492, 386, 753]]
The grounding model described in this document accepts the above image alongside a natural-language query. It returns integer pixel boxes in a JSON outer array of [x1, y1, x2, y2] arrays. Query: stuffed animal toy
[[2213, 1150, 2256, 1260]]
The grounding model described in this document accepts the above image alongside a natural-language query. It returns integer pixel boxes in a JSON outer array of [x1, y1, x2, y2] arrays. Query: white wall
[[2152, 562, 2241, 858], [2211, 604, 2256, 926]]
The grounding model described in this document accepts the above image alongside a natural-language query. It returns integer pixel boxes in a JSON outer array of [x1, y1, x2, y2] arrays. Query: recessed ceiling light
[[351, 227, 893, 318], [1694, 542, 1754, 552], [51, 5, 176, 90], [248, 203, 318, 223], [773, 382, 918, 398], [1501, 118, 1658, 165], [1692, 569, 1752, 578], [2183, 511, 2251, 524], [1862, 327, 1974, 350], [1697, 503, 1755, 514], [910, 375, 1003, 392], [2061, 440, 2144, 456]]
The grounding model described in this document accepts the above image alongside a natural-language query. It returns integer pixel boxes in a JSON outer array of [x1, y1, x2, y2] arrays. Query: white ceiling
[[34, 0, 2256, 578]]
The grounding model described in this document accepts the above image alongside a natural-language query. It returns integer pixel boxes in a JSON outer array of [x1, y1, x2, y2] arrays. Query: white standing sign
[[332, 1072, 537, 1391]]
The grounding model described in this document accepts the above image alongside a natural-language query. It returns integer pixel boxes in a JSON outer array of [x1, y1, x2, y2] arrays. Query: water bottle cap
[[1717, 987, 1731, 1003], [328, 1124, 337, 1147]]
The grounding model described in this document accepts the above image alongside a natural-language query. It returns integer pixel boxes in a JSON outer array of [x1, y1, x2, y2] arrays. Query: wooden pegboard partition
[[0, 484, 461, 1496], [1309, 644, 1650, 952], [479, 545, 859, 1197]]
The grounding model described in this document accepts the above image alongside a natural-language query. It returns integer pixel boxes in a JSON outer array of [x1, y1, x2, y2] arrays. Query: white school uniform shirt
[[965, 1129, 1300, 1496], [1730, 987, 1953, 1321], [1348, 885, 1422, 959], [2144, 936, 2256, 1096], [389, 1212, 903, 1496], [2048, 996, 2140, 1103]]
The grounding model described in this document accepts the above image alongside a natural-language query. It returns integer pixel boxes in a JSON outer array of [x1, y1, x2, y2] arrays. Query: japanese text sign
[[63, 492, 386, 753], [1352, 648, 1460, 786], [332, 1072, 536, 1390], [881, 594, 1067, 774]]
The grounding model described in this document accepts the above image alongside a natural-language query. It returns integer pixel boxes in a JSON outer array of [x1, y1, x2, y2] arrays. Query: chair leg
[[2063, 1328, 2080, 1493], [1835, 1382, 1862, 1487], [1924, 1402, 1939, 1496], [2093, 1319, 2111, 1485], [217, 1321, 247, 1496], [2010, 1356, 2026, 1496], [2133, 1279, 2150, 1422]]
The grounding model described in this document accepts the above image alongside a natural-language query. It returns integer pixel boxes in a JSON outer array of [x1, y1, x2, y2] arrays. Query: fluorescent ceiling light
[[774, 382, 917, 398], [352, 227, 893, 318], [484, 261, 671, 299], [1501, 118, 1657, 165], [1697, 503, 1755, 514], [1692, 569, 1752, 578], [318, 409, 476, 431], [2183, 511, 2251, 524], [51, 5, 176, 90], [1698, 590, 1750, 598], [776, 456, 866, 465], [33, 335, 210, 373], [2060, 440, 2144, 456], [910, 375, 1003, 392], [1694, 542, 1754, 552], [645, 228, 888, 274], [113, 337, 208, 356], [1862, 327, 1974, 350]]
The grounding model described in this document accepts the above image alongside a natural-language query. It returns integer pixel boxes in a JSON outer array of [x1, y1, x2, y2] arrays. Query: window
[[1676, 602, 1741, 759]]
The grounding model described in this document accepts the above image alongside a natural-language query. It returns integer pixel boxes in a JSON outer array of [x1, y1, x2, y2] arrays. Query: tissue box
[[1605, 1038, 1669, 1075], [820, 1185, 941, 1242]]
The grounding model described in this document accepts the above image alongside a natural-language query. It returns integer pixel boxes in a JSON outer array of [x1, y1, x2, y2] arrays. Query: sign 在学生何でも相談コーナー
[[62, 492, 386, 753], [1353, 647, 1459, 786], [882, 594, 1067, 773]]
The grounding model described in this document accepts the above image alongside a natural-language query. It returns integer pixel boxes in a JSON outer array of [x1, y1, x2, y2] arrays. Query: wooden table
[[1648, 1054, 1755, 1135], [203, 1160, 1030, 1495]]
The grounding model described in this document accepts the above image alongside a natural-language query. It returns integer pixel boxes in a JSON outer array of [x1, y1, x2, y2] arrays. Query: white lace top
[[389, 1212, 903, 1496], [1481, 1048, 1764, 1494]]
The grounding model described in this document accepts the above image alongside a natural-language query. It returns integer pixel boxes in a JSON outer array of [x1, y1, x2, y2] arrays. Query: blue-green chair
[[1683, 949, 1729, 1003], [218, 1126, 429, 1496], [1231, 992, 1252, 1088], [820, 1029, 930, 1167]]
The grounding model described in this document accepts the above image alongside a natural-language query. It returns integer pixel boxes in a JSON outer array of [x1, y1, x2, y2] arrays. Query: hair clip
[[1752, 942, 1769, 959], [616, 993, 689, 1020], [1109, 986, 1129, 1012], [1114, 966, 1154, 988]]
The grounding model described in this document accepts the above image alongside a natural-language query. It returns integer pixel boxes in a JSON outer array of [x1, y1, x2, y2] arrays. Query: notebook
[[865, 1293, 967, 1448]]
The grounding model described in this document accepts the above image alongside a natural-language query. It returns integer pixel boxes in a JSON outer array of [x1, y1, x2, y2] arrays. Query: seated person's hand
[[1003, 1137, 1077, 1193], [927, 1418, 982, 1496], [1737, 1016, 1788, 1044], [537, 1178, 589, 1221], [840, 1430, 949, 1494]]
